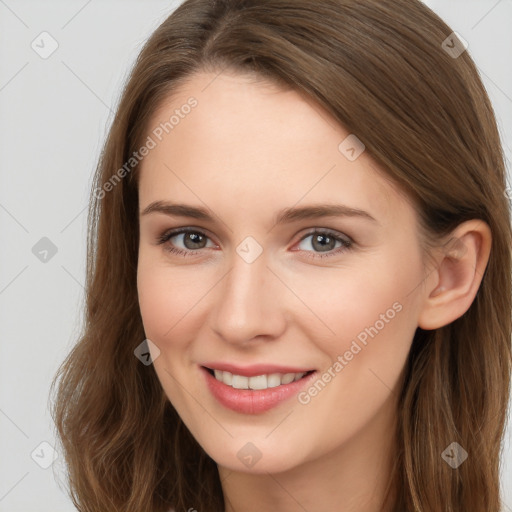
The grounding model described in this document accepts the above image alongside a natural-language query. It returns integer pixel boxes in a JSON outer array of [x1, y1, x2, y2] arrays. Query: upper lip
[[202, 362, 315, 377]]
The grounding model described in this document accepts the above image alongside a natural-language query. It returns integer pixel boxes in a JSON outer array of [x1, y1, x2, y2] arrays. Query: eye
[[156, 227, 353, 259], [295, 229, 353, 259], [156, 228, 215, 256]]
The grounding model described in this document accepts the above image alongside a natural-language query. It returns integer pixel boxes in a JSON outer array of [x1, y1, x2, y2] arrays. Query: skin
[[136, 70, 492, 512]]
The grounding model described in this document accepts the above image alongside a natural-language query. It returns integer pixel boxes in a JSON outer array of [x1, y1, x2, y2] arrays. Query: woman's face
[[137, 70, 429, 473]]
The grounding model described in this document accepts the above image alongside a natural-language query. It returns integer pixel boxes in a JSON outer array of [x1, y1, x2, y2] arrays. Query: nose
[[210, 249, 286, 346]]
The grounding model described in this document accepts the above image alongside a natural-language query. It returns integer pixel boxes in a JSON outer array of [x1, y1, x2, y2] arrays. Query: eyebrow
[[140, 200, 378, 225]]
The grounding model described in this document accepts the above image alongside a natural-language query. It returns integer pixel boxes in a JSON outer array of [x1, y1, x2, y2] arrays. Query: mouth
[[200, 365, 317, 414], [203, 367, 315, 390]]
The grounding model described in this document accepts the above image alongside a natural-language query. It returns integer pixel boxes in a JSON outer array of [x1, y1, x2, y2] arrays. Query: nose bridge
[[211, 247, 284, 343]]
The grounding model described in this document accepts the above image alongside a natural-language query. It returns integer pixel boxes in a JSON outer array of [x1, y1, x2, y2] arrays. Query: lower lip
[[201, 366, 317, 414]]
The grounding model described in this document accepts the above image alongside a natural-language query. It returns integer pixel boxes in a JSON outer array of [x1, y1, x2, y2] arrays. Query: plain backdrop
[[0, 1, 511, 510]]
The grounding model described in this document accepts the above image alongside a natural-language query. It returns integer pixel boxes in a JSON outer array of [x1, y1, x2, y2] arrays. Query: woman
[[51, 0, 512, 511]]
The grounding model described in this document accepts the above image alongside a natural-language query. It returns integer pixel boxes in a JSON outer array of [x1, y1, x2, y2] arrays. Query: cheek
[[291, 262, 419, 446], [138, 264, 170, 339], [136, 260, 202, 410], [290, 247, 421, 384], [293, 259, 414, 342], [136, 254, 219, 368], [327, 259, 420, 401], [136, 257, 195, 346]]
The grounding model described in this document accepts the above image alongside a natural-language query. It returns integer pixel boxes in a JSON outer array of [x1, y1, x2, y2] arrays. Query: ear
[[417, 219, 492, 330]]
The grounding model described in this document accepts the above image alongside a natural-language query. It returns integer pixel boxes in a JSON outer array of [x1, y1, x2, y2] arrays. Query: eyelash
[[156, 227, 353, 259]]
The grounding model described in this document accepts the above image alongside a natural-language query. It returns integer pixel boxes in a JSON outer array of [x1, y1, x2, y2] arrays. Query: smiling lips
[[201, 363, 316, 414]]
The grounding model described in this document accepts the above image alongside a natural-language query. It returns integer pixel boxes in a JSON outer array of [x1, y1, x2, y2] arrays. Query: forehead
[[138, 71, 414, 228]]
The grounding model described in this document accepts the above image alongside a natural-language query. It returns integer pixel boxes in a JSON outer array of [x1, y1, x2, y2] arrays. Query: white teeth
[[267, 373, 281, 388], [232, 375, 249, 389], [281, 373, 296, 385], [211, 369, 308, 389], [249, 375, 267, 390]]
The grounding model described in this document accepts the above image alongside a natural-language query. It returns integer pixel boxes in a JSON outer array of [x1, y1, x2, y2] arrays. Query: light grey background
[[0, 1, 511, 510]]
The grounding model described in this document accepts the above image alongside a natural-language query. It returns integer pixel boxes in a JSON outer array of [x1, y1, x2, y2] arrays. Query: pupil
[[313, 234, 334, 252], [185, 232, 205, 249]]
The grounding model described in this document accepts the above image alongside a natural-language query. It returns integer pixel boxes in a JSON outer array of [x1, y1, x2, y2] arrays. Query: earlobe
[[417, 220, 492, 331]]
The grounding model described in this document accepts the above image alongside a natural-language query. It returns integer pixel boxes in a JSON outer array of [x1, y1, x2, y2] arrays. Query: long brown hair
[[50, 1, 512, 510]]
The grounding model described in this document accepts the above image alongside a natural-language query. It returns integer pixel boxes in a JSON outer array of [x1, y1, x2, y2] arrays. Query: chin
[[191, 431, 312, 475]]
